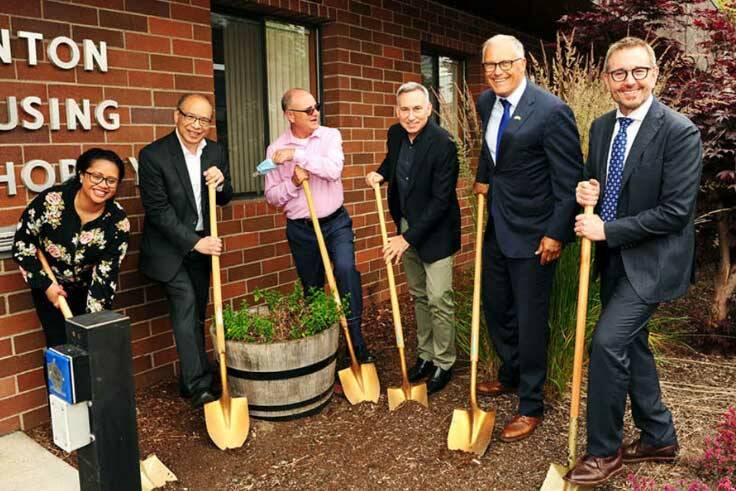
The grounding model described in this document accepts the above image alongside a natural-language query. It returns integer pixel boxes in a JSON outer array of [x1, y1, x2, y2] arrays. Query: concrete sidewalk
[[0, 431, 79, 491]]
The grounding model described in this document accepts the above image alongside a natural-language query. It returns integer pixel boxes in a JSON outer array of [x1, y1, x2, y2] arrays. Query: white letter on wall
[[83, 39, 107, 72], [66, 99, 92, 130], [0, 29, 11, 65], [49, 98, 61, 131], [21, 96, 44, 130], [95, 100, 120, 130], [0, 96, 18, 131], [47, 36, 80, 70], [128, 157, 139, 185], [0, 162, 17, 196], [60, 159, 76, 183], [22, 160, 56, 193], [18, 31, 43, 66]]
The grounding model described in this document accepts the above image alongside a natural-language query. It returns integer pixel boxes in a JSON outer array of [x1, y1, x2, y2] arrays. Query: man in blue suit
[[566, 37, 702, 486], [474, 35, 583, 442]]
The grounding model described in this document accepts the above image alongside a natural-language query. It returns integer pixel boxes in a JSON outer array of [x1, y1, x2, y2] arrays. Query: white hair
[[396, 82, 430, 104], [482, 34, 525, 59]]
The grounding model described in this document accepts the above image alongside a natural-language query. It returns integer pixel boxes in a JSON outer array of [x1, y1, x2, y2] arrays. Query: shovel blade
[[447, 407, 495, 457], [387, 383, 428, 411], [204, 396, 250, 450], [338, 363, 380, 405], [541, 463, 585, 491]]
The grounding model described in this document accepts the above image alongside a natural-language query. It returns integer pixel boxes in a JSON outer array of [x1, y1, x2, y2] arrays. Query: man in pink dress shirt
[[264, 88, 374, 384]]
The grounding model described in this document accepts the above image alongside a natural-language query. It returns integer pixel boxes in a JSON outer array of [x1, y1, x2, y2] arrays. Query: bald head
[[281, 88, 312, 112], [176, 93, 212, 110]]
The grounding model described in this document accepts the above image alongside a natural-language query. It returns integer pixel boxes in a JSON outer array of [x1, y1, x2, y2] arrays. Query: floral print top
[[12, 181, 130, 313]]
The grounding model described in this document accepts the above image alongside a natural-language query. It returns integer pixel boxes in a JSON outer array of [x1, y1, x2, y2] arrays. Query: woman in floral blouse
[[13, 148, 130, 347]]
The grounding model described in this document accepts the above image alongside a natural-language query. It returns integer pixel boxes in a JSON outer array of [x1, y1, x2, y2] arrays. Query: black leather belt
[[289, 206, 344, 226]]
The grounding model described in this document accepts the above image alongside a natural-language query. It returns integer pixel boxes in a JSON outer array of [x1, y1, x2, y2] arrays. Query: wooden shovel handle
[[372, 184, 404, 348], [36, 250, 73, 319], [569, 204, 594, 419], [302, 180, 359, 367], [469, 194, 485, 409], [208, 182, 230, 402]]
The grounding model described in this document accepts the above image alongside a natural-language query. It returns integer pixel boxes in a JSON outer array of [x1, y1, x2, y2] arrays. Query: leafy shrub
[[223, 282, 343, 343]]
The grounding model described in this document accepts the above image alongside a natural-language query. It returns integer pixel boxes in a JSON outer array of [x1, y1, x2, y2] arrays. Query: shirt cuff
[[216, 183, 224, 192]]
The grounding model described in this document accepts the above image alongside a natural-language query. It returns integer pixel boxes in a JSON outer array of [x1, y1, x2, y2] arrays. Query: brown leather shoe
[[499, 415, 542, 442], [477, 380, 516, 396], [564, 449, 623, 486], [622, 438, 679, 463]]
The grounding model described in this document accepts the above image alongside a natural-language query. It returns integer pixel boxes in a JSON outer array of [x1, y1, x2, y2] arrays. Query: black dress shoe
[[426, 366, 452, 394], [408, 358, 435, 382], [190, 390, 216, 408]]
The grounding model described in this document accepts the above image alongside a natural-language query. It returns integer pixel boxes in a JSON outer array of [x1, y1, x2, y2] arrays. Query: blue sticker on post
[[45, 347, 76, 404]]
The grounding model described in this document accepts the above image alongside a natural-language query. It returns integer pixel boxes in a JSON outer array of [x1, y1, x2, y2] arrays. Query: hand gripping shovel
[[447, 193, 495, 457], [541, 205, 594, 490], [302, 180, 380, 405], [372, 183, 428, 411], [37, 250, 73, 319], [204, 182, 250, 450]]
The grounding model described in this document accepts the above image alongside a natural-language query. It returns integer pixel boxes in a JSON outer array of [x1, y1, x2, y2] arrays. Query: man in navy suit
[[565, 37, 702, 486], [473, 35, 583, 442]]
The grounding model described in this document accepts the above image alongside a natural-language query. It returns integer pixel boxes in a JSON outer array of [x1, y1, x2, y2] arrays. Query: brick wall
[[0, 0, 532, 435]]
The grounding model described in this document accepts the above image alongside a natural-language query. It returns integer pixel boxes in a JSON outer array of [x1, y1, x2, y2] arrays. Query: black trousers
[[586, 249, 677, 456], [163, 250, 213, 396], [482, 224, 556, 417], [31, 285, 88, 348], [285, 207, 366, 353]]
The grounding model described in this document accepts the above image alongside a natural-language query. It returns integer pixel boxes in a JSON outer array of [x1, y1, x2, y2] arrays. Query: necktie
[[601, 117, 634, 222], [495, 98, 511, 162]]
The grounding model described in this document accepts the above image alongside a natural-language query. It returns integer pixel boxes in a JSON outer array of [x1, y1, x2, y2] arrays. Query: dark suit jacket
[[138, 131, 233, 283], [475, 82, 583, 258], [377, 120, 461, 263], [588, 98, 702, 303]]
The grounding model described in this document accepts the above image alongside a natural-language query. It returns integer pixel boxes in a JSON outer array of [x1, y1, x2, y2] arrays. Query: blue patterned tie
[[495, 99, 511, 161], [601, 117, 634, 222]]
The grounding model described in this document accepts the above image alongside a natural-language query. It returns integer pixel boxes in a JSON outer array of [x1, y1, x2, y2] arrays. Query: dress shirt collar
[[286, 125, 325, 144], [498, 76, 527, 109], [615, 94, 653, 123], [175, 129, 207, 157]]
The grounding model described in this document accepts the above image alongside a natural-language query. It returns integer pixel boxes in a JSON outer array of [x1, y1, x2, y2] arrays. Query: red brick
[[150, 54, 193, 74], [125, 0, 169, 18], [43, 1, 98, 26], [12, 331, 44, 355], [99, 10, 147, 32], [50, 126, 105, 143], [106, 125, 155, 143], [0, 415, 21, 436], [0, 311, 40, 338], [192, 24, 211, 43], [107, 48, 149, 70], [72, 25, 124, 48], [103, 87, 152, 106], [149, 18, 192, 38], [170, 4, 210, 24], [133, 364, 173, 389], [152, 346, 177, 365], [0, 339, 12, 358], [0, 377, 15, 399], [11, 17, 70, 38], [21, 404, 49, 430], [16, 62, 76, 83], [132, 332, 173, 357], [0, 387, 45, 420], [132, 354, 152, 374], [172, 39, 211, 59], [2, 2, 41, 17], [125, 33, 171, 54], [174, 74, 212, 91], [0, 272, 27, 295], [17, 368, 43, 392], [74, 0, 125, 8], [47, 84, 103, 101], [128, 71, 175, 89]]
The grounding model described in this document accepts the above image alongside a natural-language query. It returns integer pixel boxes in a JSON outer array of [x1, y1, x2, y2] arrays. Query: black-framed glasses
[[607, 66, 654, 82], [287, 102, 321, 116], [85, 171, 119, 187], [177, 108, 212, 127], [482, 58, 523, 72]]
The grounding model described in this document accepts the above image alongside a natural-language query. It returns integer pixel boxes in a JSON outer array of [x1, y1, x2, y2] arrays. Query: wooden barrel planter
[[212, 322, 339, 420]]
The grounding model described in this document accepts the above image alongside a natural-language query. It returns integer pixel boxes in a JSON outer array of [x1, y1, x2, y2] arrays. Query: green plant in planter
[[223, 282, 345, 343]]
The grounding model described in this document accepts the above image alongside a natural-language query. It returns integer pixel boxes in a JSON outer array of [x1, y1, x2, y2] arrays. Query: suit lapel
[[620, 100, 664, 190], [497, 83, 536, 167], [167, 132, 198, 215]]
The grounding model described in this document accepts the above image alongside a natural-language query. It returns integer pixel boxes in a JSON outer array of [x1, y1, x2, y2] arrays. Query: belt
[[289, 206, 344, 226]]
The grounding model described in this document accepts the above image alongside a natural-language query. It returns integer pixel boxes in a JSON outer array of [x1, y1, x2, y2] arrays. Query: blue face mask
[[253, 158, 278, 176]]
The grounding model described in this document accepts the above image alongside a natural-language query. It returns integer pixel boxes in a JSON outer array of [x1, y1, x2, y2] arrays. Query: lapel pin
[[513, 115, 522, 121]]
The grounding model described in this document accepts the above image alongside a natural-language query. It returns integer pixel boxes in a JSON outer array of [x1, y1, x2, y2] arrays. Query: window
[[212, 14, 319, 195], [421, 52, 464, 136]]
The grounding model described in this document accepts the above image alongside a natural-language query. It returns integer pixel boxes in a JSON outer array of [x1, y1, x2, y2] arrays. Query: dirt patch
[[28, 295, 735, 490]]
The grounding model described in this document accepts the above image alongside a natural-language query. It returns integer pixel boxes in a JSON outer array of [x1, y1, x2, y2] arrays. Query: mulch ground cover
[[29, 292, 736, 490]]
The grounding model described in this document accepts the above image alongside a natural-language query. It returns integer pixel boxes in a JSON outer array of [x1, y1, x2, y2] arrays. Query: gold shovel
[[302, 179, 380, 405], [540, 205, 594, 490], [447, 193, 495, 457], [204, 182, 250, 450], [372, 183, 428, 411]]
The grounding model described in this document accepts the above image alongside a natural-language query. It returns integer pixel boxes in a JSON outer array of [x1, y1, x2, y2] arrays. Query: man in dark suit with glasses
[[138, 93, 233, 408]]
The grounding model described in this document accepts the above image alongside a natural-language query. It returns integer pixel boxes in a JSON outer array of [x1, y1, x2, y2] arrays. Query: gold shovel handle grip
[[37, 249, 73, 319]]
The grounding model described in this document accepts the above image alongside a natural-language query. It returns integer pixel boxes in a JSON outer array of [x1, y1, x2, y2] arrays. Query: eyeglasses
[[482, 58, 523, 72], [607, 66, 654, 82], [85, 171, 119, 187], [177, 108, 212, 127], [286, 103, 321, 116]]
